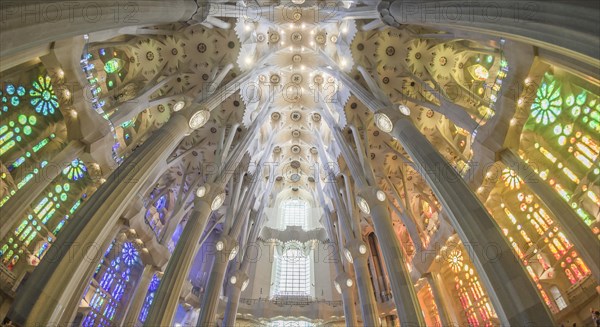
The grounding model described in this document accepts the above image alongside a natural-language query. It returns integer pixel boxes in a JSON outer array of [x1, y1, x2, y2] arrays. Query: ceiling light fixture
[[357, 196, 370, 214], [189, 110, 210, 129], [374, 112, 393, 133], [211, 192, 226, 210]]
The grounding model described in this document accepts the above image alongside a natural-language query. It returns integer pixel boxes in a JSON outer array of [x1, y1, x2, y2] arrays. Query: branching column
[[358, 187, 425, 327], [378, 0, 599, 65], [0, 140, 85, 240], [196, 233, 238, 327], [9, 114, 191, 326], [423, 272, 451, 327], [386, 117, 555, 326], [500, 148, 600, 281], [221, 271, 249, 326], [143, 195, 215, 326], [122, 264, 158, 326], [0, 0, 198, 57]]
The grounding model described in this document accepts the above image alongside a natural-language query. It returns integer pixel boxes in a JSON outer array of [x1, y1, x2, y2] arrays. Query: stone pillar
[[335, 273, 360, 327], [345, 240, 380, 327], [340, 285, 359, 327], [195, 234, 236, 327], [500, 148, 600, 281], [122, 265, 157, 327], [358, 187, 425, 327], [64, 223, 126, 326], [8, 114, 191, 326], [0, 0, 199, 58], [424, 273, 451, 327], [143, 195, 215, 327], [0, 140, 85, 240], [386, 117, 555, 326], [378, 0, 599, 65], [221, 271, 248, 327]]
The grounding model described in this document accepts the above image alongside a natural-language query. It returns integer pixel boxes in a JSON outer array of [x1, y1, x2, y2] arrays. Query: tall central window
[[273, 246, 311, 297], [282, 199, 307, 229]]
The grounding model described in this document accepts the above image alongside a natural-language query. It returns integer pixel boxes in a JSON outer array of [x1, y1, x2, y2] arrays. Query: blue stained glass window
[[156, 195, 167, 210], [63, 158, 87, 181], [82, 240, 140, 326], [122, 242, 139, 266], [29, 75, 59, 116], [138, 274, 161, 323]]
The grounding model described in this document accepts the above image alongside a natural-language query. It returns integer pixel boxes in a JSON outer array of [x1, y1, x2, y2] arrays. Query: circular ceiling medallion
[[385, 46, 395, 56], [312, 113, 321, 122], [291, 74, 303, 84], [290, 174, 301, 182], [291, 111, 302, 121], [310, 147, 318, 154], [313, 75, 324, 84], [291, 32, 303, 43], [315, 34, 326, 44], [292, 12, 302, 21], [270, 74, 281, 84], [291, 145, 301, 154], [257, 33, 266, 42], [292, 54, 302, 63], [330, 35, 338, 43], [271, 112, 281, 121], [291, 160, 301, 169], [269, 33, 280, 43], [292, 130, 301, 138], [146, 52, 155, 61], [276, 176, 283, 181], [197, 43, 207, 53], [273, 146, 282, 153]]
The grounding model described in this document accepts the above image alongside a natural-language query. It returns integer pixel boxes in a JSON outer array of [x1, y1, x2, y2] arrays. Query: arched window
[[549, 286, 567, 311], [268, 320, 314, 327], [81, 241, 141, 327], [281, 199, 307, 229], [272, 243, 312, 298]]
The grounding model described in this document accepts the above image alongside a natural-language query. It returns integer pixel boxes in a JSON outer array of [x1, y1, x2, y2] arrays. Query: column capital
[[334, 273, 355, 293], [343, 239, 369, 264], [227, 270, 250, 291], [356, 186, 388, 215], [214, 234, 239, 261], [194, 184, 226, 211]]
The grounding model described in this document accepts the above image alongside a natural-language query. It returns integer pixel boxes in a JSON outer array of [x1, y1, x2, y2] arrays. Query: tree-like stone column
[[500, 148, 600, 281], [380, 116, 556, 326]]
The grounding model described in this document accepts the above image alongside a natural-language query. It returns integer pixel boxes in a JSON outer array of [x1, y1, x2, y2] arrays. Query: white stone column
[[500, 148, 600, 281], [352, 254, 380, 326], [221, 271, 248, 327], [0, 140, 85, 240], [8, 114, 192, 326], [122, 264, 157, 327], [143, 195, 216, 327], [385, 117, 555, 326], [423, 272, 451, 327], [358, 187, 425, 327], [195, 234, 237, 327], [378, 0, 599, 65], [0, 0, 198, 58]]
